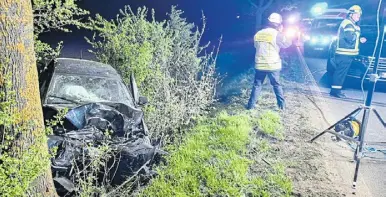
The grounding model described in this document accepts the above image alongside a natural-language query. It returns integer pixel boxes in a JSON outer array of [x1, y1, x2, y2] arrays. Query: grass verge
[[139, 111, 292, 197]]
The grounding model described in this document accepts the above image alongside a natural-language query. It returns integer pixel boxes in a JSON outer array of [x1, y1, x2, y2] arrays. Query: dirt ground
[[217, 72, 374, 196], [255, 89, 349, 196], [214, 44, 383, 196], [280, 90, 358, 197]]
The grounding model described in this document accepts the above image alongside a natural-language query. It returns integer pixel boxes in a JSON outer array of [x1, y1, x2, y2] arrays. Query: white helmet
[[268, 13, 282, 24]]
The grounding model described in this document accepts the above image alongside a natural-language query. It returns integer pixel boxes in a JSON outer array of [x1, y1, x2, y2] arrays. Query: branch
[[248, 0, 258, 8], [259, 0, 264, 7], [262, 0, 274, 10], [104, 160, 151, 196]]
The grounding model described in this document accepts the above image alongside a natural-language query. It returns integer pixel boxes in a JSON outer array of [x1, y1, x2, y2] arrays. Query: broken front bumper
[[46, 103, 165, 194]]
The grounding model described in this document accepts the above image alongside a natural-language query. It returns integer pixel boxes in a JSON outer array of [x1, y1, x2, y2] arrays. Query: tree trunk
[[0, 0, 57, 196], [255, 9, 264, 32]]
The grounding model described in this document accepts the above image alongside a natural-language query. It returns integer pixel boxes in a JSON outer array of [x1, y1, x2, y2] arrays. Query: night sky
[[40, 0, 253, 52]]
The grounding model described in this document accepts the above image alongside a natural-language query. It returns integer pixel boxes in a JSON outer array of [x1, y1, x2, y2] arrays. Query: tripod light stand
[[309, 3, 386, 194]]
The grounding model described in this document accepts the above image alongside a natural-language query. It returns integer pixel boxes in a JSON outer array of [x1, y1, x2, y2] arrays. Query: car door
[[129, 72, 150, 135]]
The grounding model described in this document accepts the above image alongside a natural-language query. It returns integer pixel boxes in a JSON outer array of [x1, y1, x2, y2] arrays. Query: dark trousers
[[247, 69, 285, 109], [331, 54, 354, 90]]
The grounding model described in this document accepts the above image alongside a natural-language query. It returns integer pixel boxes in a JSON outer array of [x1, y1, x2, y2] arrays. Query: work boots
[[278, 101, 286, 111], [330, 88, 347, 99]]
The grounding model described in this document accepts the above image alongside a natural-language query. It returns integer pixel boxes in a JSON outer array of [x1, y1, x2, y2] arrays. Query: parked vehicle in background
[[303, 9, 347, 57]]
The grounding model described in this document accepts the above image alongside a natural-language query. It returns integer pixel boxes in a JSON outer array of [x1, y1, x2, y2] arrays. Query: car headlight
[[322, 37, 330, 44], [304, 34, 311, 41], [311, 37, 318, 44], [310, 35, 334, 45]]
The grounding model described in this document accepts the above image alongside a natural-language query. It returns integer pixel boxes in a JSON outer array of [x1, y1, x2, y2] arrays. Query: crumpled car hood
[[46, 102, 165, 195]]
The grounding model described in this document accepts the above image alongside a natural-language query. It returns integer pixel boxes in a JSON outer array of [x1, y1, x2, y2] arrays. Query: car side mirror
[[138, 96, 148, 106]]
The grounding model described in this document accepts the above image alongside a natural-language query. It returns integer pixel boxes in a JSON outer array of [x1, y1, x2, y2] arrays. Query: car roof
[[54, 58, 121, 78], [314, 9, 347, 20], [314, 16, 344, 20]]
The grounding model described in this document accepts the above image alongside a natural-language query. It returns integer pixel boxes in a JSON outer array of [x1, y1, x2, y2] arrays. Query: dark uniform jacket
[[336, 18, 361, 56]]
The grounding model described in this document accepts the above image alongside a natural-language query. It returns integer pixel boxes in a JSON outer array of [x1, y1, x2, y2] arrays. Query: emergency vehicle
[[303, 9, 347, 57]]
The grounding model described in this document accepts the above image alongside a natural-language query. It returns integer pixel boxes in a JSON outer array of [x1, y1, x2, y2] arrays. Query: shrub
[[86, 6, 219, 140], [32, 0, 89, 74]]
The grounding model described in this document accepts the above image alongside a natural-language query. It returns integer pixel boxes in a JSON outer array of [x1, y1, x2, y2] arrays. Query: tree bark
[[0, 0, 57, 196], [249, 0, 274, 32], [255, 9, 263, 32]]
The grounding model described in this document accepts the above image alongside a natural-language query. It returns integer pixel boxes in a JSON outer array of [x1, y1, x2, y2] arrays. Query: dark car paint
[[38, 58, 159, 195]]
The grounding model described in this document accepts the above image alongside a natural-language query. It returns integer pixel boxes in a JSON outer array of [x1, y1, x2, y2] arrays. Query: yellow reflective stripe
[[336, 49, 359, 55], [344, 28, 355, 32], [256, 63, 281, 70], [257, 57, 278, 62], [340, 19, 352, 28], [336, 48, 358, 52], [332, 86, 342, 89], [254, 32, 274, 42], [336, 51, 359, 55]]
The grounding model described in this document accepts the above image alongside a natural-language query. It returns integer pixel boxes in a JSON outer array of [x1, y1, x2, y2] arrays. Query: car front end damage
[[39, 58, 166, 195], [46, 102, 165, 194]]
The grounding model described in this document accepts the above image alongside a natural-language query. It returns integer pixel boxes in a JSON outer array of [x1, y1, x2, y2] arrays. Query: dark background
[[39, 0, 383, 77]]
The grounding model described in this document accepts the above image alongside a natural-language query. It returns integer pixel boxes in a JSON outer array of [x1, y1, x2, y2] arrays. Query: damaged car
[[38, 58, 163, 195]]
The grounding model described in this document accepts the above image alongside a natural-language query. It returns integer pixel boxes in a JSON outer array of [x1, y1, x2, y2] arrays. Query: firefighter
[[247, 13, 293, 110], [330, 5, 367, 98]]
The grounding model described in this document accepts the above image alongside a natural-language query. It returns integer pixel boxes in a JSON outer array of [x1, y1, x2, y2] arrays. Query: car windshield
[[45, 74, 134, 107], [312, 19, 341, 31]]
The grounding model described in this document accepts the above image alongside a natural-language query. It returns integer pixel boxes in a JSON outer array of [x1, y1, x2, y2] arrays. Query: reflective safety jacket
[[254, 28, 292, 71], [336, 19, 361, 56]]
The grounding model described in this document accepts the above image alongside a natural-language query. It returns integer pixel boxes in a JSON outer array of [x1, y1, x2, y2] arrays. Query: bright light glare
[[285, 28, 297, 37], [304, 35, 311, 40], [313, 7, 323, 14], [322, 37, 330, 44], [287, 16, 297, 24], [311, 2, 328, 16], [311, 37, 318, 44]]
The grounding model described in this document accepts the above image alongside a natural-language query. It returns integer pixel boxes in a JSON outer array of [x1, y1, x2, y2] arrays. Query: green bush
[[32, 0, 89, 73], [87, 6, 219, 140]]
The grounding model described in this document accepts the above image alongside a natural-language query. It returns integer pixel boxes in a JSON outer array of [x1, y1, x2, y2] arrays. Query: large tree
[[0, 0, 57, 196], [248, 0, 274, 31], [248, 0, 300, 31]]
